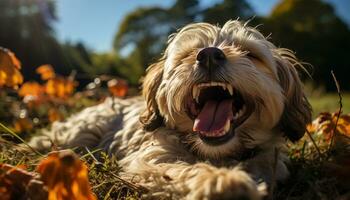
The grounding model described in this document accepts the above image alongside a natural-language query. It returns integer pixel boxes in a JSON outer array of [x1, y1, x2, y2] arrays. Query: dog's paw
[[188, 167, 266, 200]]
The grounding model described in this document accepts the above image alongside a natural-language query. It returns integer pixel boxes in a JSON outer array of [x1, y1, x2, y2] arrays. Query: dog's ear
[[140, 59, 165, 131], [274, 49, 312, 142]]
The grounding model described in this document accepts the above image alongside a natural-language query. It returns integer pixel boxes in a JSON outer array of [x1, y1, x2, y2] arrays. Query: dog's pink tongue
[[193, 99, 233, 134]]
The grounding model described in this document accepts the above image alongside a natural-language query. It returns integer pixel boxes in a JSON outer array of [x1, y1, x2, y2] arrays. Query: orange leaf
[[0, 164, 36, 200], [48, 108, 64, 122], [108, 79, 128, 97], [18, 81, 44, 98], [36, 64, 56, 80], [36, 150, 96, 200], [0, 47, 23, 89], [45, 77, 77, 99], [311, 112, 350, 140], [306, 123, 316, 133], [13, 118, 33, 133]]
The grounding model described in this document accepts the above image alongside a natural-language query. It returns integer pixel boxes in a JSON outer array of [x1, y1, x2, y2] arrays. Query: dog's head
[[140, 20, 312, 159]]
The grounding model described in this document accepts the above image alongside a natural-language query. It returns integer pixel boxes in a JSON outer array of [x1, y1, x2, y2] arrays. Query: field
[[309, 93, 350, 117], [1, 49, 350, 199]]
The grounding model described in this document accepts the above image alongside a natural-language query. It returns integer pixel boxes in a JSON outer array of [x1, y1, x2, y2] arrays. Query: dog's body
[[28, 21, 311, 200]]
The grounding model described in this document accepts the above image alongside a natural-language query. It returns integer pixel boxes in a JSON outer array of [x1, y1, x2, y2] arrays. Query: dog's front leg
[[119, 134, 266, 200], [123, 158, 266, 200]]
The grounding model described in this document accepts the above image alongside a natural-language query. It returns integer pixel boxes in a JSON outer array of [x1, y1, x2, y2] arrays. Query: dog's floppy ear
[[274, 49, 312, 142], [140, 59, 165, 131]]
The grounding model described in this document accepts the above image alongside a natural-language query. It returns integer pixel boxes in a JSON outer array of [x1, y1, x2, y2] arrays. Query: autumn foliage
[[0, 46, 132, 198], [0, 47, 23, 89], [37, 151, 97, 200], [0, 151, 96, 200], [1, 46, 350, 199], [0, 46, 129, 135]]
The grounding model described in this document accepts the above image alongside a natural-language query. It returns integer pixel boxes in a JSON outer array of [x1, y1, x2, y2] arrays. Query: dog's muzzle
[[196, 47, 226, 71]]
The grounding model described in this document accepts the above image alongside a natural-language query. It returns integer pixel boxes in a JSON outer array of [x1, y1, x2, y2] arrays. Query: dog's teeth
[[218, 83, 225, 89], [217, 130, 225, 136], [227, 85, 233, 96], [223, 120, 231, 133]]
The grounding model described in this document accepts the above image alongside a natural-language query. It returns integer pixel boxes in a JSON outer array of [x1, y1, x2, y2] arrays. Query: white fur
[[28, 20, 312, 200]]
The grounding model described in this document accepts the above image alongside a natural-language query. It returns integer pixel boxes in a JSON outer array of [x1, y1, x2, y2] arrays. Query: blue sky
[[54, 0, 350, 53]]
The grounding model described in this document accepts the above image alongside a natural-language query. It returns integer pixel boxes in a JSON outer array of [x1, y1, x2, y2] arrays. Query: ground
[[1, 93, 350, 199]]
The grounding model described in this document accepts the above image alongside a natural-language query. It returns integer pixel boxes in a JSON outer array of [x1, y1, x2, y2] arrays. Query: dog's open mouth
[[188, 82, 247, 145]]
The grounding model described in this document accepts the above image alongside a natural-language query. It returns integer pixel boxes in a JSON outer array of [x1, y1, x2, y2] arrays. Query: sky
[[54, 0, 350, 53]]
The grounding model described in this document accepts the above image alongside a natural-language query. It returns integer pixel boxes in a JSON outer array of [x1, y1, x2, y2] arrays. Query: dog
[[28, 20, 312, 199]]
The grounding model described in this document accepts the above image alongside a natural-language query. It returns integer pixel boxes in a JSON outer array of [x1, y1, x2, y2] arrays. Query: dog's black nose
[[196, 47, 226, 69]]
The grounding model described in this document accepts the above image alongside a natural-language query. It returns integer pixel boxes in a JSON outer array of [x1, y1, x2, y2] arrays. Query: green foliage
[[114, 0, 350, 91], [262, 0, 350, 90], [1, 0, 350, 90], [203, 0, 253, 25], [309, 93, 350, 117], [0, 0, 96, 81], [113, 0, 254, 83]]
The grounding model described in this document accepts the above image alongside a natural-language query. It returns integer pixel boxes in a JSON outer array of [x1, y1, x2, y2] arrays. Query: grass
[[308, 93, 350, 116], [0, 138, 142, 199], [1, 93, 350, 199]]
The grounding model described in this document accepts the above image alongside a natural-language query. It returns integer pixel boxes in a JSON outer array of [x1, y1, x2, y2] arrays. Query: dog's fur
[[28, 20, 312, 200]]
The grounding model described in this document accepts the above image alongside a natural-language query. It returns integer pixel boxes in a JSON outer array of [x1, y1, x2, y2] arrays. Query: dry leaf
[[312, 112, 350, 140], [108, 79, 128, 97], [18, 81, 44, 98], [36, 64, 56, 80], [306, 123, 316, 133], [0, 164, 38, 200], [0, 164, 48, 200], [36, 150, 97, 200], [13, 118, 34, 132], [0, 47, 23, 89], [48, 108, 64, 122], [45, 77, 77, 99]]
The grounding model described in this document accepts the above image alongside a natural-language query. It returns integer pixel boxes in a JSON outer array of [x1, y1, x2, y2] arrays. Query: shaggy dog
[[28, 20, 312, 199]]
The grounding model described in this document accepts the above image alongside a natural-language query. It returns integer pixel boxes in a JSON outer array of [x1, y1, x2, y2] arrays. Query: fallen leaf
[[45, 76, 77, 99], [36, 150, 97, 200], [18, 81, 44, 98], [108, 79, 128, 97], [0, 163, 41, 200], [313, 112, 350, 139], [13, 118, 34, 133], [0, 47, 23, 89], [36, 64, 55, 80], [48, 108, 64, 122]]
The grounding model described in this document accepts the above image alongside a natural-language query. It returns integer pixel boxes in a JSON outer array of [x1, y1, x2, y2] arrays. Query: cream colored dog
[[28, 20, 312, 200]]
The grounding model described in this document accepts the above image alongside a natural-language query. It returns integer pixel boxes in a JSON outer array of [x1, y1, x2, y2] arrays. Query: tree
[[0, 0, 93, 81], [114, 0, 254, 83], [203, 0, 254, 25], [262, 0, 350, 90]]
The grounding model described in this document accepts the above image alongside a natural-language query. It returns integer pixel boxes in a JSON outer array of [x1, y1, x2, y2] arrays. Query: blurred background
[[1, 0, 350, 115]]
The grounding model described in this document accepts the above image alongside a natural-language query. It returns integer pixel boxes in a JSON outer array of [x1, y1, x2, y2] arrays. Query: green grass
[[308, 93, 350, 116], [0, 138, 142, 199], [1, 93, 350, 199]]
